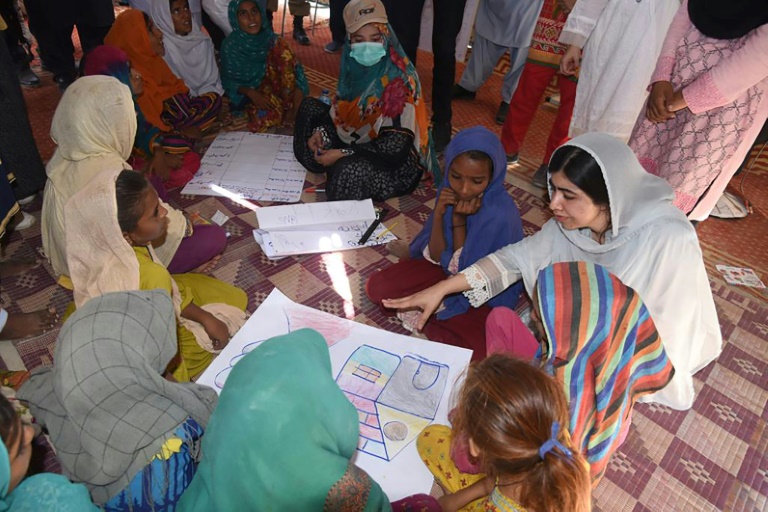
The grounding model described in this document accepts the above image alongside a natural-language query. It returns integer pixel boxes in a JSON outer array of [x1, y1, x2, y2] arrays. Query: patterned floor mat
[[1, 10, 766, 511]]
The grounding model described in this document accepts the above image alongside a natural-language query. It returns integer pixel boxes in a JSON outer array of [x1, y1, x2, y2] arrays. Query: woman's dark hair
[[455, 150, 494, 179], [116, 170, 151, 233], [0, 393, 20, 448], [549, 146, 609, 207], [142, 11, 153, 31]]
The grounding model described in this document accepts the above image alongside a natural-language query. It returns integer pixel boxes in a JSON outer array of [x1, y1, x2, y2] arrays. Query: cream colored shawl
[[462, 133, 722, 411], [65, 167, 245, 354], [41, 76, 185, 278]]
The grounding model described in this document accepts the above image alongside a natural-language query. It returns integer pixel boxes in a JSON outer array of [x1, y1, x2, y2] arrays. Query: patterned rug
[[1, 10, 766, 511]]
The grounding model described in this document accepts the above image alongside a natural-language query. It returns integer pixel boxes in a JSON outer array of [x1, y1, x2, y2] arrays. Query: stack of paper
[[253, 199, 397, 259]]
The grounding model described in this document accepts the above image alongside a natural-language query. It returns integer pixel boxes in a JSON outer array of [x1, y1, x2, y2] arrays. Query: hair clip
[[538, 421, 573, 460]]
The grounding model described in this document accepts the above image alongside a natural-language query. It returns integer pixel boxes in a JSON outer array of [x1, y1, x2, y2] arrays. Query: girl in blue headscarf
[[0, 393, 98, 512], [367, 126, 524, 360], [220, 0, 309, 133]]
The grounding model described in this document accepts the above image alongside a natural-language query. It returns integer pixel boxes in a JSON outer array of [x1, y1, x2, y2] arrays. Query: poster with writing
[[181, 132, 306, 203]]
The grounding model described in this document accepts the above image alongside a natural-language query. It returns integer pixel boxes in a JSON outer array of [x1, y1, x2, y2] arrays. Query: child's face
[[448, 154, 492, 202], [6, 419, 35, 494], [126, 187, 169, 245], [170, 0, 192, 35], [237, 1, 262, 34]]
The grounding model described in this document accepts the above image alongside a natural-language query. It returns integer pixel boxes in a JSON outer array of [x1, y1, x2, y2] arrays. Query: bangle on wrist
[[453, 223, 466, 228]]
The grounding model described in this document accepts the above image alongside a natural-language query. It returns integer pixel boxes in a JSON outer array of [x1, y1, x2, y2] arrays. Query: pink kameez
[[629, 0, 768, 220]]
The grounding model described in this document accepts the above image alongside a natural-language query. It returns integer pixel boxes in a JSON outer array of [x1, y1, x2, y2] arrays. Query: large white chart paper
[[197, 288, 473, 501], [181, 132, 306, 203]]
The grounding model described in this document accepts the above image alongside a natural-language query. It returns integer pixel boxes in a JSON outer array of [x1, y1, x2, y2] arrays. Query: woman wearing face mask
[[383, 133, 722, 412], [220, 0, 309, 133], [293, 0, 437, 201], [366, 127, 524, 359]]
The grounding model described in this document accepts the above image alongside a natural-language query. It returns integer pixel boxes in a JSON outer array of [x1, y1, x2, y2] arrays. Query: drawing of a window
[[353, 364, 382, 383]]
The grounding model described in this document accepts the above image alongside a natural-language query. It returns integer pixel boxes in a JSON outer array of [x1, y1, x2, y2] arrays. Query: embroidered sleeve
[[313, 126, 332, 149], [460, 253, 520, 307]]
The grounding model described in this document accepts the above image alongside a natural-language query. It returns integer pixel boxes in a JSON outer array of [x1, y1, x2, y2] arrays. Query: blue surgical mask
[[350, 42, 386, 67]]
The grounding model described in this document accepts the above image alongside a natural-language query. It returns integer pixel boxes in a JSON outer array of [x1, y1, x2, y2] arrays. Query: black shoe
[[293, 16, 310, 45], [433, 122, 452, 153], [532, 163, 549, 189], [18, 68, 40, 87], [495, 101, 509, 125], [324, 40, 343, 53], [451, 84, 476, 100], [506, 153, 519, 165], [54, 74, 75, 93]]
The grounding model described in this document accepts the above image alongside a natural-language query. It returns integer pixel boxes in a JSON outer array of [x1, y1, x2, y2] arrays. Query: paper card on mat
[[255, 199, 376, 231], [196, 288, 472, 502], [181, 132, 306, 203], [253, 222, 397, 258], [716, 264, 766, 289]]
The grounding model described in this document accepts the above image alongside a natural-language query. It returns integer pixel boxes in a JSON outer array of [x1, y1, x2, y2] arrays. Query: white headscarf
[[465, 133, 722, 411], [151, 0, 224, 96], [40, 76, 185, 279]]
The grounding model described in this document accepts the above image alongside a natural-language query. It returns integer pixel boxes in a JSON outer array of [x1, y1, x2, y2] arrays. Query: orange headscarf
[[104, 9, 188, 131]]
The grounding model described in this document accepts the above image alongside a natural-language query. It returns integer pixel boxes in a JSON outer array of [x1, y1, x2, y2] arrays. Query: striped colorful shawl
[[537, 261, 675, 483]]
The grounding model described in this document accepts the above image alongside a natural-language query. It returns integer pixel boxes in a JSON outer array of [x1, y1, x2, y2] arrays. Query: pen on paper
[[376, 222, 399, 241]]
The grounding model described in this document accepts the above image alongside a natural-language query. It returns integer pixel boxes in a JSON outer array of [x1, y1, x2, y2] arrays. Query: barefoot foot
[[193, 255, 221, 275], [387, 240, 411, 260], [0, 308, 58, 340]]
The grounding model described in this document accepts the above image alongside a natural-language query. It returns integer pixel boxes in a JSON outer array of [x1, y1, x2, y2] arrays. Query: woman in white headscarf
[[150, 0, 224, 97], [383, 132, 722, 412], [41, 76, 226, 284]]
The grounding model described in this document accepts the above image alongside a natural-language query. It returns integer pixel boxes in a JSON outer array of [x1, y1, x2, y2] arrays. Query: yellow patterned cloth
[[416, 425, 526, 512]]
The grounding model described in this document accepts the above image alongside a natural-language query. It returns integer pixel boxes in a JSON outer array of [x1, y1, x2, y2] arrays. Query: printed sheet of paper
[[256, 199, 376, 231], [197, 288, 473, 502], [716, 264, 766, 289], [253, 221, 397, 259], [181, 132, 306, 203]]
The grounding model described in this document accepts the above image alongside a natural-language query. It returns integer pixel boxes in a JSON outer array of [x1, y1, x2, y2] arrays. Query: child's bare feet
[[0, 308, 58, 340], [0, 259, 41, 279], [193, 255, 221, 275], [387, 240, 411, 260]]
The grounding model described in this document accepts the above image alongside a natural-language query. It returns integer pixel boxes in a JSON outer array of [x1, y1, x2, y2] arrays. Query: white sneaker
[[17, 194, 35, 205], [15, 212, 36, 230]]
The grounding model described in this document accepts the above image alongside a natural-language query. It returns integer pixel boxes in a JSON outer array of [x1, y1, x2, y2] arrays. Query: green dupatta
[[178, 329, 390, 511]]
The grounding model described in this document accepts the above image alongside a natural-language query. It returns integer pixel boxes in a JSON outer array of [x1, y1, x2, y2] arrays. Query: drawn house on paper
[[336, 345, 449, 461]]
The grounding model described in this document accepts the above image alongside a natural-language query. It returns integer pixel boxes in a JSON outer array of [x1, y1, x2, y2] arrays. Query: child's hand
[[180, 125, 203, 140], [246, 89, 275, 111], [436, 188, 457, 216], [453, 194, 482, 217], [202, 314, 230, 350]]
